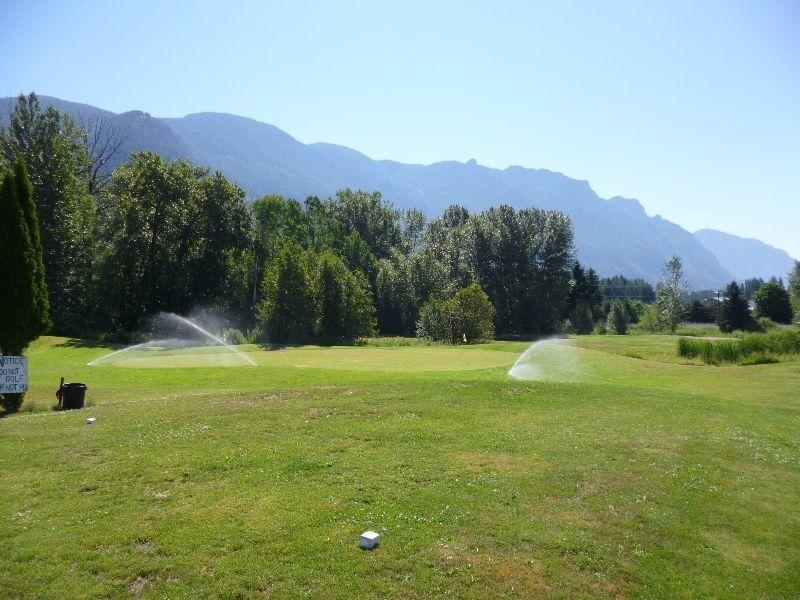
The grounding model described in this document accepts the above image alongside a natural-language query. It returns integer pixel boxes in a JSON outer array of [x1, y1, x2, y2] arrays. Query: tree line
[[1, 93, 577, 350], [2, 93, 797, 359]]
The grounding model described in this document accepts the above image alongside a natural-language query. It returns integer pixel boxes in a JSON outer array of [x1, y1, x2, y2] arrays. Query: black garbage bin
[[58, 382, 87, 410]]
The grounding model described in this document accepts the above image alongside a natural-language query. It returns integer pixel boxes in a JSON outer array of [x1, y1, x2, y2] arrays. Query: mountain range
[[1, 95, 795, 289]]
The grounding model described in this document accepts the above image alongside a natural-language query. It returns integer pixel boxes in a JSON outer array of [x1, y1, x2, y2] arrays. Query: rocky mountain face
[[3, 95, 793, 288]]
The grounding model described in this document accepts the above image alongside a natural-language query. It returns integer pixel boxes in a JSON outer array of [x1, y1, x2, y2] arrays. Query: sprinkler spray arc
[[87, 313, 257, 367]]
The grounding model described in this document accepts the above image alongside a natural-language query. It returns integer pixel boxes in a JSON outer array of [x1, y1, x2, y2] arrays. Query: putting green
[[89, 343, 519, 371]]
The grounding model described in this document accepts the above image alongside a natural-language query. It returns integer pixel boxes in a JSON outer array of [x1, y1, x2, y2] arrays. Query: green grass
[[673, 323, 724, 337], [1, 335, 799, 598]]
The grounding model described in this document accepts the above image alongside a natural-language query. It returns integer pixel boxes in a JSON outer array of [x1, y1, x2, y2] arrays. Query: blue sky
[[1, 0, 798, 258]]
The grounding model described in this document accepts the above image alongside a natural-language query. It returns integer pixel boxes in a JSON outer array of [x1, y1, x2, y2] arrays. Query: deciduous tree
[[97, 152, 250, 331], [257, 242, 319, 343], [317, 251, 376, 342], [654, 256, 687, 333]]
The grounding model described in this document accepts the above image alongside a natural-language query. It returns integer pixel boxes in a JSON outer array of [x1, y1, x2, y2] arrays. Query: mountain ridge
[[2, 94, 794, 288]]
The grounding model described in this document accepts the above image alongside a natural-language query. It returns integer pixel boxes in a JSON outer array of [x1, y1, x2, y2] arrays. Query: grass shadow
[[54, 338, 109, 349], [255, 342, 306, 352]]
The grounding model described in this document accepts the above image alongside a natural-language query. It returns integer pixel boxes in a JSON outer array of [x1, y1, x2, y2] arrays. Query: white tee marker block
[[86, 417, 96, 424], [359, 530, 379, 550]]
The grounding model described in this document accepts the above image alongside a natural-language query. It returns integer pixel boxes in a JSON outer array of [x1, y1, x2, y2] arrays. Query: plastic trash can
[[57, 383, 87, 410]]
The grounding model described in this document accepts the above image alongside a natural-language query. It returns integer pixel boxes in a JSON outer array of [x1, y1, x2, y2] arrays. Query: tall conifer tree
[[718, 281, 756, 333], [0, 158, 50, 412]]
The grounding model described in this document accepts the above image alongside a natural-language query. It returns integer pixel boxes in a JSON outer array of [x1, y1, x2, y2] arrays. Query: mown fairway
[[1, 336, 799, 598]]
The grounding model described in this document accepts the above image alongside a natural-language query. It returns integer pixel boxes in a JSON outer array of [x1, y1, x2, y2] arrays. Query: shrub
[[637, 304, 661, 333], [756, 317, 777, 332], [417, 298, 457, 343], [740, 354, 779, 366], [417, 284, 495, 343], [593, 321, 607, 335], [451, 284, 495, 343], [624, 300, 645, 324]]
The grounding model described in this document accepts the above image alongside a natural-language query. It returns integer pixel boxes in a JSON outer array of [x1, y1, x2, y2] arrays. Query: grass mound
[[678, 329, 800, 364]]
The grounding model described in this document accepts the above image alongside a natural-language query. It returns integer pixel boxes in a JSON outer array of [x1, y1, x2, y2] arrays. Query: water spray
[[87, 313, 257, 367], [507, 337, 579, 382]]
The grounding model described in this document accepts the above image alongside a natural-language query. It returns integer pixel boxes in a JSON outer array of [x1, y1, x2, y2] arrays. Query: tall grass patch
[[678, 329, 800, 364]]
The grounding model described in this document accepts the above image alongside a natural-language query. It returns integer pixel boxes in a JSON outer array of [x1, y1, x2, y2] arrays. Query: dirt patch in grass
[[130, 575, 153, 596], [480, 556, 553, 595], [703, 530, 786, 573], [450, 450, 550, 473]]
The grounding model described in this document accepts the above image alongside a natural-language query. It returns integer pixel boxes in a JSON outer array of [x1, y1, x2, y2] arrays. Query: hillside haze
[[694, 229, 796, 282], [3, 95, 794, 289]]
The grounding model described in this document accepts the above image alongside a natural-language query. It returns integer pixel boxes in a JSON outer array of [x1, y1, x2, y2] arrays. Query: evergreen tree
[[741, 278, 765, 301], [598, 275, 655, 303], [753, 281, 794, 324], [685, 299, 713, 323], [0, 93, 96, 334], [0, 159, 50, 412], [718, 281, 757, 333], [565, 262, 587, 316], [13, 159, 50, 335], [606, 302, 628, 335], [564, 262, 602, 333], [585, 268, 603, 321]]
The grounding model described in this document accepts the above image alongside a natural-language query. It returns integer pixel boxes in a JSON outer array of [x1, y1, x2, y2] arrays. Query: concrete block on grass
[[359, 531, 379, 550]]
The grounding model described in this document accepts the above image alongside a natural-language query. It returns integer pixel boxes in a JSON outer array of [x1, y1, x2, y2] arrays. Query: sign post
[[0, 356, 28, 394]]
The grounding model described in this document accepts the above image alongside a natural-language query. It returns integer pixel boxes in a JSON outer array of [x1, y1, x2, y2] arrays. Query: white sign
[[0, 356, 28, 393]]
